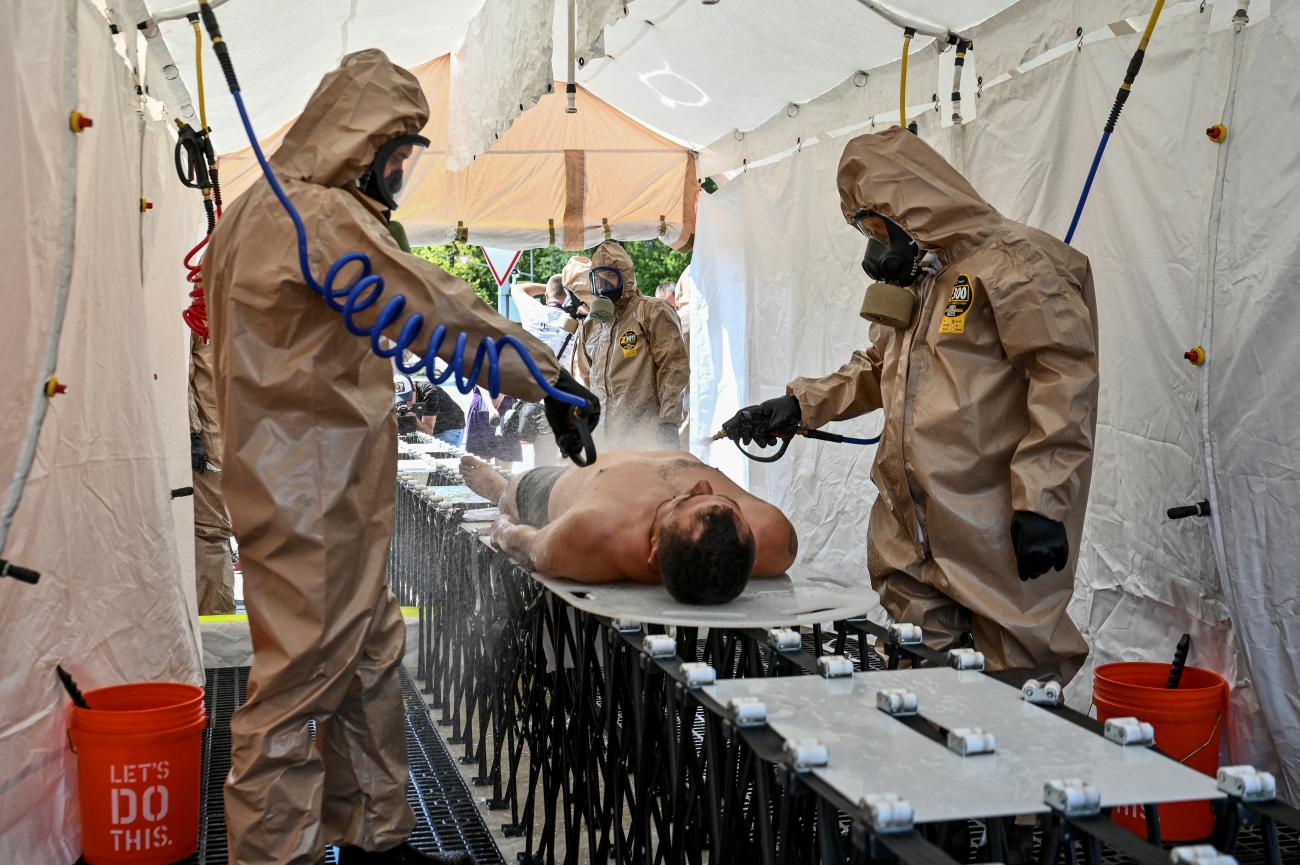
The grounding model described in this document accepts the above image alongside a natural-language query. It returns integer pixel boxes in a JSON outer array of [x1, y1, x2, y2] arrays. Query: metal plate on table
[[401, 443, 459, 458], [426, 485, 494, 508], [398, 459, 440, 474], [534, 562, 875, 628], [460, 507, 500, 523], [705, 668, 1224, 822]]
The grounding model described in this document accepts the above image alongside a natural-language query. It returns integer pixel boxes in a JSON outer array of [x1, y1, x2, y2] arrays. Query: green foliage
[[411, 242, 497, 305], [411, 239, 692, 300]]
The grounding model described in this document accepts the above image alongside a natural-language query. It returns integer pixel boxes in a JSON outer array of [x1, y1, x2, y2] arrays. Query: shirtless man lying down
[[459, 450, 798, 605]]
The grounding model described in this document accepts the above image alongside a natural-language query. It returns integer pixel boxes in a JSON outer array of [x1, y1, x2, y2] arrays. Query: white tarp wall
[[692, 0, 1295, 797], [0, 2, 204, 863]]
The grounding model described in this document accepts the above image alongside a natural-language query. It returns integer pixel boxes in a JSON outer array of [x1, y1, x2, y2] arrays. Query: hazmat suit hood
[[562, 255, 594, 304], [837, 127, 995, 255], [591, 240, 638, 307], [272, 49, 429, 190]]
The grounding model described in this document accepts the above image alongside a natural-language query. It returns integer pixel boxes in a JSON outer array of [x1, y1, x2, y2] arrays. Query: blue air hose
[[1064, 132, 1110, 245], [1064, 0, 1166, 244], [196, 2, 596, 464]]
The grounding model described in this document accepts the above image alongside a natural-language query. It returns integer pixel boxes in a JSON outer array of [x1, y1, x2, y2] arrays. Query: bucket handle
[[1088, 705, 1223, 766], [1177, 713, 1223, 766]]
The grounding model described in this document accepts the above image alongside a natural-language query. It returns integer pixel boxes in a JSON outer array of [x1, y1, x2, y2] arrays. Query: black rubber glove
[[721, 395, 801, 448], [1010, 511, 1069, 581], [190, 432, 208, 474], [544, 370, 601, 462]]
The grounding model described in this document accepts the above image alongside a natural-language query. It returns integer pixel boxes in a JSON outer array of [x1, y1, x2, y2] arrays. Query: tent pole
[[850, 0, 967, 43], [566, 0, 577, 114]]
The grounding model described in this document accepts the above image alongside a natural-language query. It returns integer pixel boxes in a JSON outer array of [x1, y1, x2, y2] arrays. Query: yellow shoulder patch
[[939, 274, 975, 335]]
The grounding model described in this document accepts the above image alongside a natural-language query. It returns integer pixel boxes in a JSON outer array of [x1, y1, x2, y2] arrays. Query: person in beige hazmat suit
[[573, 241, 688, 450], [203, 50, 596, 865], [188, 332, 236, 615], [722, 127, 1097, 685]]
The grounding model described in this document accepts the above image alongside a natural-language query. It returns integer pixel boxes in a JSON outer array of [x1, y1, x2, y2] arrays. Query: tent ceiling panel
[[149, 0, 1023, 158], [151, 0, 487, 154], [570, 0, 1020, 148]]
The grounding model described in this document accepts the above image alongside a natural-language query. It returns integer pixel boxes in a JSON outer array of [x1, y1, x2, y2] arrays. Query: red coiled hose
[[181, 233, 211, 342]]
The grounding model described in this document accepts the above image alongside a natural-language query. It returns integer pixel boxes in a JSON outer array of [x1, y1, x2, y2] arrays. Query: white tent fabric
[[0, 2, 203, 863], [448, 0, 626, 169], [141, 1, 1029, 161], [153, 0, 489, 154], [690, 0, 1295, 798], [4, 4, 1299, 865], [140, 120, 209, 615], [575, 0, 1010, 148]]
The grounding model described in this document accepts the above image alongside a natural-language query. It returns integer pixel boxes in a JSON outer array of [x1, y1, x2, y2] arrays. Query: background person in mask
[[573, 241, 688, 450], [203, 49, 595, 865], [189, 331, 236, 615], [509, 276, 586, 464], [722, 126, 1098, 686]]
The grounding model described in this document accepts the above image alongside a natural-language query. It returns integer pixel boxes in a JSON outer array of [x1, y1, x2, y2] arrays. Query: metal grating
[[929, 819, 1300, 865], [170, 667, 503, 865]]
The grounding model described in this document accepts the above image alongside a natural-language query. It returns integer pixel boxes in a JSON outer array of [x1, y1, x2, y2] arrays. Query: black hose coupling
[[1167, 500, 1211, 520], [198, 1, 240, 93], [0, 558, 41, 584]]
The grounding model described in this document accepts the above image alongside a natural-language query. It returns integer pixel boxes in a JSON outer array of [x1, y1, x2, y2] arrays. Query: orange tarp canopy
[[218, 55, 696, 251]]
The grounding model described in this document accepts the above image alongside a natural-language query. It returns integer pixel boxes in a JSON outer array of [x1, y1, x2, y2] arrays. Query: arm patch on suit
[[939, 274, 975, 335]]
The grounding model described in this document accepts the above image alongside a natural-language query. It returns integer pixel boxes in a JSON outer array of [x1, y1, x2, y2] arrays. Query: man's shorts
[[514, 465, 570, 528]]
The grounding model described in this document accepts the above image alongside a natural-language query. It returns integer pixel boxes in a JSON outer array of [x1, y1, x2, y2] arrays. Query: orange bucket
[[69, 682, 206, 865], [1093, 662, 1226, 841]]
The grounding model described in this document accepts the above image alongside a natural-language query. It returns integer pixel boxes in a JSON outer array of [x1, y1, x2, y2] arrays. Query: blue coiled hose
[[198, 1, 595, 463]]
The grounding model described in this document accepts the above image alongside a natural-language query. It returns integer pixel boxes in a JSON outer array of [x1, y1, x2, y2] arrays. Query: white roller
[[679, 661, 717, 688], [1103, 717, 1156, 748], [1216, 766, 1277, 803], [876, 688, 919, 717], [1044, 779, 1101, 817], [818, 655, 855, 679], [785, 739, 830, 771], [861, 793, 915, 834]]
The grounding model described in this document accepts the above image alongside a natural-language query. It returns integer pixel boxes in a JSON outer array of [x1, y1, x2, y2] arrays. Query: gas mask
[[588, 265, 624, 324], [853, 211, 923, 328], [358, 133, 430, 211], [554, 287, 586, 332]]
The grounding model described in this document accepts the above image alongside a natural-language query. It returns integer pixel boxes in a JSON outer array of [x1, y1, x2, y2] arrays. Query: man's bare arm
[[491, 509, 627, 583]]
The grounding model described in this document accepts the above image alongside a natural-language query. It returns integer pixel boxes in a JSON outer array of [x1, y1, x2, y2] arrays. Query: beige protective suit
[[203, 50, 559, 864], [788, 128, 1097, 683], [573, 242, 688, 450], [189, 332, 236, 615]]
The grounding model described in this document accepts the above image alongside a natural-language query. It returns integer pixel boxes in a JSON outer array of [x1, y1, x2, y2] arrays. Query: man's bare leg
[[459, 455, 509, 503]]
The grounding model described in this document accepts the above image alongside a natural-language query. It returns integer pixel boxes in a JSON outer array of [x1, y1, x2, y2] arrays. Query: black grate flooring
[[178, 666, 503, 865]]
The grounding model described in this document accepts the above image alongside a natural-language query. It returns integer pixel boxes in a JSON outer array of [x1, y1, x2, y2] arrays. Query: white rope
[[1197, 4, 1250, 621], [0, 0, 81, 556]]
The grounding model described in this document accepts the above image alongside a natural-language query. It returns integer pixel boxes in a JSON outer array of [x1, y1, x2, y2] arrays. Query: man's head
[[544, 275, 567, 307], [649, 480, 756, 605], [655, 282, 678, 308]]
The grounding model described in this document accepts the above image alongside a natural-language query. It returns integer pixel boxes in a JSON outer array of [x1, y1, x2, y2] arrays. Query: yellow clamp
[[45, 376, 68, 397], [1184, 346, 1207, 366], [69, 111, 93, 133], [1206, 124, 1227, 143]]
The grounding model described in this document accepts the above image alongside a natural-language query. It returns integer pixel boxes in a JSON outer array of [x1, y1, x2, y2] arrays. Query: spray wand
[[710, 425, 880, 464]]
